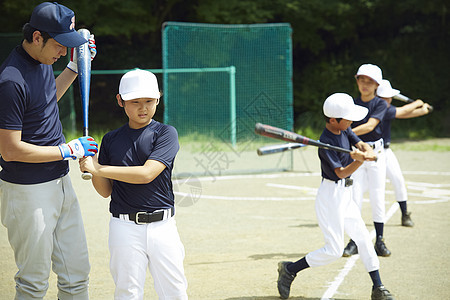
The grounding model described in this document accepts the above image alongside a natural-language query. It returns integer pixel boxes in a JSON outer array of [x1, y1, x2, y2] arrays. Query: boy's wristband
[[58, 144, 75, 160]]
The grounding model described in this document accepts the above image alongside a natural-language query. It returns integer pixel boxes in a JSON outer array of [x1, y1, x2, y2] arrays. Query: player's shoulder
[[374, 96, 388, 107], [387, 104, 396, 114], [0, 63, 25, 86], [319, 128, 335, 144], [149, 120, 178, 136], [102, 124, 127, 141]]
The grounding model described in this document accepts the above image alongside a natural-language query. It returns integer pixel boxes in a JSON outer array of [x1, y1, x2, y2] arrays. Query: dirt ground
[[1, 140, 449, 299]]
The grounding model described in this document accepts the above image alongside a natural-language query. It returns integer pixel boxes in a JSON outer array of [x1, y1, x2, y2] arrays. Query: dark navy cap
[[29, 2, 87, 48]]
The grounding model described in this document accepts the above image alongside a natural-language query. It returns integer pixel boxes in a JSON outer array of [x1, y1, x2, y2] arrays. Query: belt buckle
[[135, 212, 148, 225], [345, 178, 353, 187]]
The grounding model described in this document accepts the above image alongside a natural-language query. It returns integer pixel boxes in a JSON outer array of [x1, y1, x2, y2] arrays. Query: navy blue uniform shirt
[[0, 46, 68, 184], [98, 121, 179, 215], [319, 127, 361, 182], [351, 96, 387, 142], [382, 105, 396, 145]]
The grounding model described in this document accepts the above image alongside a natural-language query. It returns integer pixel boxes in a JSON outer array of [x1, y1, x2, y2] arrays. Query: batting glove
[[59, 136, 98, 160], [66, 34, 97, 73]]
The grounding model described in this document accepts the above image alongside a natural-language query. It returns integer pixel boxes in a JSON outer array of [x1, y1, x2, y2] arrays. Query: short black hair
[[324, 115, 342, 123], [22, 23, 52, 45]]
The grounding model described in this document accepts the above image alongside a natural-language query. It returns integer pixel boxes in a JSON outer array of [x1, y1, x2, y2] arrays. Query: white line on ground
[[320, 202, 399, 300], [402, 171, 450, 176], [173, 170, 448, 297], [172, 172, 322, 184], [172, 170, 450, 184], [266, 183, 318, 193], [173, 191, 315, 201]]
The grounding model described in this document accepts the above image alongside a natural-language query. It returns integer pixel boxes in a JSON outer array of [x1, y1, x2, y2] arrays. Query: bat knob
[[81, 172, 93, 180], [255, 123, 264, 134]]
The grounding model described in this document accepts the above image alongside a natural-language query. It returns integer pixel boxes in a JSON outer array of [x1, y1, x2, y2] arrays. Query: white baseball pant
[[109, 216, 188, 300], [0, 175, 90, 300], [385, 148, 408, 202], [306, 179, 379, 272], [352, 139, 387, 223]]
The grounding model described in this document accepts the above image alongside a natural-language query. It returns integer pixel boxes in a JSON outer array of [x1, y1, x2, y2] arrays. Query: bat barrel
[[393, 93, 413, 103], [255, 123, 352, 154], [76, 29, 93, 181], [257, 143, 305, 156], [76, 29, 91, 136]]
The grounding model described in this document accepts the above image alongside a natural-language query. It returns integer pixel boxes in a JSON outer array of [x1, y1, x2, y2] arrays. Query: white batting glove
[[66, 34, 97, 73], [58, 136, 98, 160]]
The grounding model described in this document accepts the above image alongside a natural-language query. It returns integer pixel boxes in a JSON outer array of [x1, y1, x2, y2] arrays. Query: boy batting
[[277, 93, 394, 300]]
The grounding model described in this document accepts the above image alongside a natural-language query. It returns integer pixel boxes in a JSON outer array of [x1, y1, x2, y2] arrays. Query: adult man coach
[[0, 2, 97, 299]]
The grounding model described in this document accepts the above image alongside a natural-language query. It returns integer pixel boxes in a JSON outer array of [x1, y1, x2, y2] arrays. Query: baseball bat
[[393, 93, 414, 103], [255, 123, 377, 161], [393, 93, 434, 112], [257, 143, 306, 156], [77, 29, 93, 180]]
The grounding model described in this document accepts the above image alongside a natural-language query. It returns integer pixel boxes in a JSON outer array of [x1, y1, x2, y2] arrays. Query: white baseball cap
[[355, 64, 383, 85], [119, 69, 160, 100], [323, 93, 368, 121], [377, 79, 400, 98]]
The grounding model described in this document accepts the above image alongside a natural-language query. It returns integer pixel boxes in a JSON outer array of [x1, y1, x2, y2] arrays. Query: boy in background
[[80, 69, 188, 300], [377, 79, 432, 227], [277, 93, 394, 300], [345, 64, 391, 257]]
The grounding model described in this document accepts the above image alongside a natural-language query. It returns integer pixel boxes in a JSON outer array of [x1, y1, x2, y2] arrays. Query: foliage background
[[1, 0, 449, 139]]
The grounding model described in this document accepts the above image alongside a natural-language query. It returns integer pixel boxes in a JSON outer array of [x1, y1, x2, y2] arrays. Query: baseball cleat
[[371, 285, 395, 300], [277, 261, 296, 299], [342, 239, 358, 257], [401, 212, 414, 227], [374, 237, 391, 257]]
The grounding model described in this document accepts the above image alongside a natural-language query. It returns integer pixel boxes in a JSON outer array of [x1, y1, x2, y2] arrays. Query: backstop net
[[162, 22, 294, 177]]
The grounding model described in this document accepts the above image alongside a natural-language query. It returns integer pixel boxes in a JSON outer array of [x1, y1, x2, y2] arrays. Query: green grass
[[63, 129, 111, 145], [390, 139, 450, 152]]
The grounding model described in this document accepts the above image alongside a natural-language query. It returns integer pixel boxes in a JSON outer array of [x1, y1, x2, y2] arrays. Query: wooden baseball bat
[[257, 143, 306, 156], [77, 29, 93, 180]]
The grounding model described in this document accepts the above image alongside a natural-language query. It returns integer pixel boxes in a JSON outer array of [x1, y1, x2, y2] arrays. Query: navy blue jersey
[[351, 96, 387, 142], [382, 105, 396, 145], [0, 46, 68, 184], [319, 127, 361, 181], [98, 121, 180, 215]]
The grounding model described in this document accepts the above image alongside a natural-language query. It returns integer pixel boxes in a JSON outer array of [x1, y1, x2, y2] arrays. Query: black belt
[[384, 143, 390, 149], [112, 208, 174, 225], [342, 177, 353, 187], [323, 177, 353, 187]]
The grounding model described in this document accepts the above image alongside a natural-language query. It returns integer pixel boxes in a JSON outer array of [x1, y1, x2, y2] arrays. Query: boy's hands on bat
[[351, 148, 377, 162], [79, 154, 99, 175]]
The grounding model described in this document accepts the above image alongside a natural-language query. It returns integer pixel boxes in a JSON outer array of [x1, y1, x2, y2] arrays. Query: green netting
[[162, 22, 293, 141], [162, 22, 294, 176]]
